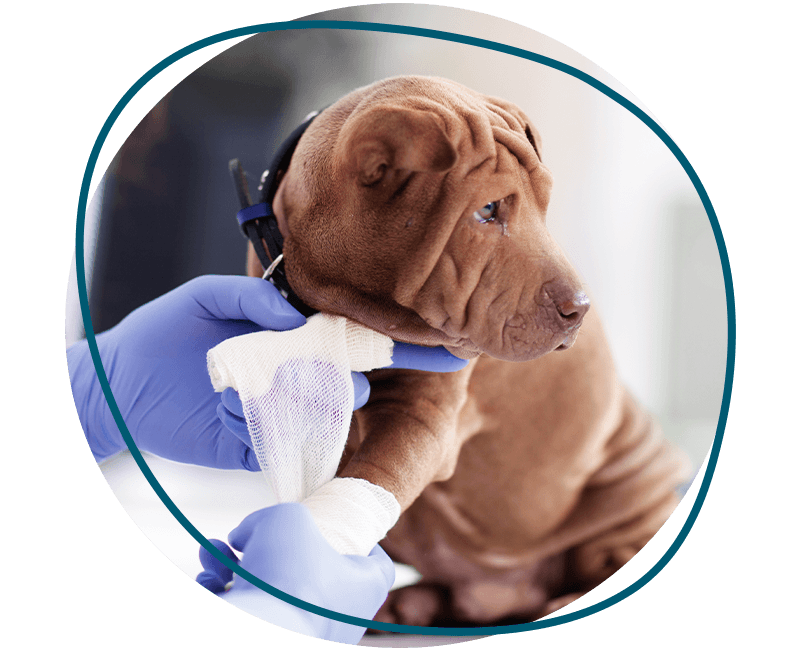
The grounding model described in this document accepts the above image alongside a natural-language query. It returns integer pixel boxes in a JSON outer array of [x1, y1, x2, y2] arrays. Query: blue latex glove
[[196, 504, 393, 644], [216, 342, 469, 450], [67, 276, 306, 467], [68, 274, 468, 468]]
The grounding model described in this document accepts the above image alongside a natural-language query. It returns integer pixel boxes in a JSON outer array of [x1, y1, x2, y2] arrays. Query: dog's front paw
[[370, 583, 449, 631], [540, 592, 585, 617]]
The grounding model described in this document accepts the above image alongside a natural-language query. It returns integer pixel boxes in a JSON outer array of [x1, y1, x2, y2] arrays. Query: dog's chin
[[443, 344, 483, 360], [554, 328, 581, 352], [474, 328, 583, 363]]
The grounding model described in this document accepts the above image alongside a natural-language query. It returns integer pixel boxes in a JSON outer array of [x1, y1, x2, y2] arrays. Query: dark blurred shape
[[89, 39, 292, 333], [88, 28, 377, 333]]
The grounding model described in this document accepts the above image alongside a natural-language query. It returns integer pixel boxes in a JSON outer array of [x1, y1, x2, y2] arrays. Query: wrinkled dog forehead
[[344, 76, 544, 170], [292, 76, 544, 184], [279, 75, 552, 274]]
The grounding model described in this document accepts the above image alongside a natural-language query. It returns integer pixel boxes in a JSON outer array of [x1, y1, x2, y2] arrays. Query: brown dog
[[245, 76, 691, 626]]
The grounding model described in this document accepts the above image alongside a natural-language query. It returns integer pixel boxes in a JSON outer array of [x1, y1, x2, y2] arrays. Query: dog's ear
[[341, 106, 457, 186]]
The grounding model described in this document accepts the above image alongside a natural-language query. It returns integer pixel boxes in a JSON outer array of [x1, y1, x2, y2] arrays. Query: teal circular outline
[[74, 20, 735, 637]]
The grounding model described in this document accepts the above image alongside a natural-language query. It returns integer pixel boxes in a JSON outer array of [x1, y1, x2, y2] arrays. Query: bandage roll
[[208, 313, 399, 555], [302, 478, 401, 556]]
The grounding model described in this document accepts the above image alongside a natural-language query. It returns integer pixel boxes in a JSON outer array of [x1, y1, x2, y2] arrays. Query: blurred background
[[65, 5, 728, 645]]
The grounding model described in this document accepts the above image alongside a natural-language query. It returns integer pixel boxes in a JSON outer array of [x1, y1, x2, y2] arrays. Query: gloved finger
[[351, 371, 371, 410], [242, 446, 261, 473], [196, 570, 229, 594], [387, 342, 470, 372], [190, 276, 306, 331], [221, 387, 245, 418], [228, 508, 270, 553], [215, 396, 260, 472], [228, 504, 312, 553], [216, 401, 251, 447], [365, 544, 396, 590], [198, 539, 239, 586], [208, 419, 260, 472]]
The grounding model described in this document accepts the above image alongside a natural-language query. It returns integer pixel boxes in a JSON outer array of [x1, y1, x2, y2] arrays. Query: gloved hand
[[68, 274, 468, 468], [196, 503, 393, 644], [215, 341, 468, 451], [67, 275, 306, 467]]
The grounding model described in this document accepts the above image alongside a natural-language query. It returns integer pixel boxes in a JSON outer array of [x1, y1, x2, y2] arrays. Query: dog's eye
[[473, 202, 498, 223]]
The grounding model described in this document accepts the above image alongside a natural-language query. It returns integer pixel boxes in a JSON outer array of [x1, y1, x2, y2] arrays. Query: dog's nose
[[542, 281, 590, 331], [556, 291, 590, 327]]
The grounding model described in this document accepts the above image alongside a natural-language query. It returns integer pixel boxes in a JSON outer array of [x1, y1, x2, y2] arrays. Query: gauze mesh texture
[[303, 477, 401, 556], [207, 313, 400, 555]]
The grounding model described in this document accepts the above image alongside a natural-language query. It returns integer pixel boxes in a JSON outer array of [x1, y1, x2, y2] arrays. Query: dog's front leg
[[343, 362, 480, 510]]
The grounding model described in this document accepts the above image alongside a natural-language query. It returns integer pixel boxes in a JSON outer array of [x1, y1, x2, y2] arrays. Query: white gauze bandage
[[207, 313, 400, 556]]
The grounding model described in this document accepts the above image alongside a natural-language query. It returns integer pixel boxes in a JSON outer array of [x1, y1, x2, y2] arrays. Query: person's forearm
[[67, 338, 123, 462]]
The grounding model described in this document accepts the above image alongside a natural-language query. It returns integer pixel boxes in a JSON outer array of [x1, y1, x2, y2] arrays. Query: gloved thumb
[[366, 543, 396, 590], [187, 276, 306, 331], [387, 341, 469, 372], [197, 539, 239, 594], [352, 372, 371, 410]]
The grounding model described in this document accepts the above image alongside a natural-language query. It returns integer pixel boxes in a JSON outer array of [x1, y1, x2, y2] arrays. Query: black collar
[[229, 110, 321, 317]]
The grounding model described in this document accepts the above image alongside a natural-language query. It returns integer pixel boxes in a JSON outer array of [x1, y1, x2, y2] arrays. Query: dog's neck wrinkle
[[272, 242, 456, 349]]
